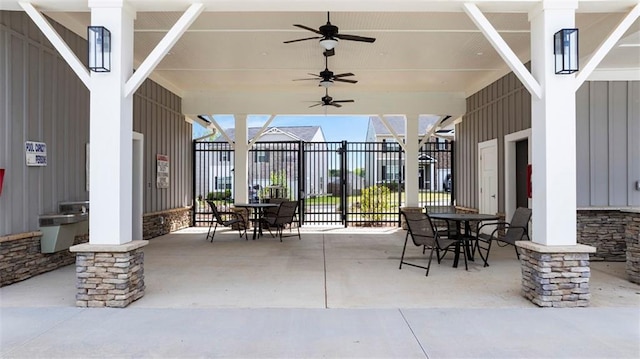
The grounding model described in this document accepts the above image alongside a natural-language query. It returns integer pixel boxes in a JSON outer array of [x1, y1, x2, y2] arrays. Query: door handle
[[491, 194, 496, 198]]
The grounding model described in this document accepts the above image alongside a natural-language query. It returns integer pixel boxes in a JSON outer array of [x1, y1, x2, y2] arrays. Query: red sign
[[0, 168, 4, 196], [527, 164, 532, 198]]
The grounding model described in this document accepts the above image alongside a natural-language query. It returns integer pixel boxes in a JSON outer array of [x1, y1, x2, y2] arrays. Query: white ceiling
[[6, 0, 640, 117]]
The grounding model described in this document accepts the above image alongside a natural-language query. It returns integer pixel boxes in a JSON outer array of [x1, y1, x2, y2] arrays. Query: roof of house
[[216, 126, 323, 142], [368, 115, 441, 136]]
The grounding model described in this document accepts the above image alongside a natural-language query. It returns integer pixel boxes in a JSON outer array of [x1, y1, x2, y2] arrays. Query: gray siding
[[577, 81, 640, 207], [133, 80, 192, 214], [455, 71, 531, 212], [0, 11, 192, 236], [456, 72, 639, 212], [0, 11, 89, 235]]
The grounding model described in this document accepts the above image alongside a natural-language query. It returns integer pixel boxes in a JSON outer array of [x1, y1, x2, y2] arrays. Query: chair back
[[401, 210, 437, 247], [274, 200, 298, 226], [503, 207, 532, 243], [206, 200, 224, 224], [264, 198, 286, 219]]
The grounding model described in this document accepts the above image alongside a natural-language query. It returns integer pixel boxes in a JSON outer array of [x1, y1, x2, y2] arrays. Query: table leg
[[452, 221, 461, 268], [252, 208, 259, 240]]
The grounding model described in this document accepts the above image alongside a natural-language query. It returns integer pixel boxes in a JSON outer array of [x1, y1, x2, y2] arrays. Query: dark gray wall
[[456, 71, 639, 212], [0, 11, 192, 236]]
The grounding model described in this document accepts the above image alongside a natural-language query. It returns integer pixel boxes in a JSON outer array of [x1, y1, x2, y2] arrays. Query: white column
[[529, 1, 578, 246], [234, 114, 249, 203], [88, 0, 135, 245], [404, 115, 420, 207]]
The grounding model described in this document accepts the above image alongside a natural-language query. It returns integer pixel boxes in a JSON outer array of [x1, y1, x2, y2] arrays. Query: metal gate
[[193, 139, 454, 227]]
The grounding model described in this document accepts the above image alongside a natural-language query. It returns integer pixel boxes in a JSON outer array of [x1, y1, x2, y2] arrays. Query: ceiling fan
[[309, 89, 354, 108], [293, 55, 357, 88], [284, 12, 376, 50]]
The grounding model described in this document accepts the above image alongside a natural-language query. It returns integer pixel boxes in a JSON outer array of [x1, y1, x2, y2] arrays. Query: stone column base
[[70, 240, 149, 308], [400, 207, 423, 230], [516, 241, 596, 308]]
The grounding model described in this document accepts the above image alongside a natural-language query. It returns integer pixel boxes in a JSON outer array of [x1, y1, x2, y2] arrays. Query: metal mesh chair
[[472, 207, 532, 266], [400, 210, 458, 276], [206, 200, 248, 242], [261, 200, 300, 242]]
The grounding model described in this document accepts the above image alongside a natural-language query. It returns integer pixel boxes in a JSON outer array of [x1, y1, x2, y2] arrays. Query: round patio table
[[233, 203, 279, 240], [429, 213, 500, 269]]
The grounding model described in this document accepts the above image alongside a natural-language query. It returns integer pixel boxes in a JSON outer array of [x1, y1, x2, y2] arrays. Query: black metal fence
[[193, 139, 454, 227]]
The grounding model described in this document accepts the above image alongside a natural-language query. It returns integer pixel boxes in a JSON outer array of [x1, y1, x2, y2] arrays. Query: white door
[[478, 139, 498, 215]]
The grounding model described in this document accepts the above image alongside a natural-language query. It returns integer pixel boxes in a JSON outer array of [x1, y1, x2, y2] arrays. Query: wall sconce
[[554, 28, 579, 74], [87, 26, 111, 72]]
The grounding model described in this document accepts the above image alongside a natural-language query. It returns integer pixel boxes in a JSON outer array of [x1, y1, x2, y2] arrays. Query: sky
[[193, 115, 371, 143]]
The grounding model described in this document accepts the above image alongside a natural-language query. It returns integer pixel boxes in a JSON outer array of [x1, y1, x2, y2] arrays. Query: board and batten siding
[[0, 11, 192, 236], [577, 81, 640, 208], [455, 71, 531, 213], [133, 80, 192, 214], [456, 71, 639, 212]]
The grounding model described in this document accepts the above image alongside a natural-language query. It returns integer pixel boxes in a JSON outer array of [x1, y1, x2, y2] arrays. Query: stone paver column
[[625, 210, 640, 284], [516, 241, 596, 307], [70, 240, 148, 308]]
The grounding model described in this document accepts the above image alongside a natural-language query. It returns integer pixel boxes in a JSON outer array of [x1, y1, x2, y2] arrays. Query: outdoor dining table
[[429, 212, 500, 269], [233, 203, 279, 240]]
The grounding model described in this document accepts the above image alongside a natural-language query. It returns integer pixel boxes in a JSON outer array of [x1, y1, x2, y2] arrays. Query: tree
[[353, 168, 366, 177]]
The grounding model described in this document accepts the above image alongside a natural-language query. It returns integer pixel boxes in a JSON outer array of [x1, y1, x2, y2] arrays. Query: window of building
[[254, 151, 270, 163], [219, 151, 230, 162], [215, 176, 232, 190]]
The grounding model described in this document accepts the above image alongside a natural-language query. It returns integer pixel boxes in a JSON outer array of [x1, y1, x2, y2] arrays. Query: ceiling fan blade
[[332, 99, 355, 103], [308, 103, 322, 108], [332, 72, 355, 78], [334, 78, 358, 84], [283, 36, 322, 44], [334, 33, 376, 43], [293, 24, 323, 35], [292, 78, 320, 81], [331, 103, 343, 108]]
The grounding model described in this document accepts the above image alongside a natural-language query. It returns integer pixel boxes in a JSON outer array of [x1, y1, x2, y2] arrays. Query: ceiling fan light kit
[[319, 38, 338, 50], [319, 80, 333, 88]]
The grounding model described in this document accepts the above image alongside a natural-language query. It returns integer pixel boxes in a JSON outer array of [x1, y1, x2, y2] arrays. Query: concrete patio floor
[[1, 226, 639, 358]]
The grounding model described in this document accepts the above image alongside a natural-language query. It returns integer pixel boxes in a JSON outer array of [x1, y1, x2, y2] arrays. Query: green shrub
[[360, 185, 391, 221], [206, 190, 231, 201]]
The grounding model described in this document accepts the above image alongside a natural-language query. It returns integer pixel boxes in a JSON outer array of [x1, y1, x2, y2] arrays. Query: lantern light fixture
[[87, 26, 111, 72], [554, 28, 579, 74]]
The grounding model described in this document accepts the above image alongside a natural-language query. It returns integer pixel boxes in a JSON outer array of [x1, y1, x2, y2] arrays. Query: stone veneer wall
[[518, 243, 595, 307], [72, 241, 148, 308], [577, 210, 628, 261], [0, 232, 89, 287], [626, 211, 640, 284], [143, 207, 191, 240]]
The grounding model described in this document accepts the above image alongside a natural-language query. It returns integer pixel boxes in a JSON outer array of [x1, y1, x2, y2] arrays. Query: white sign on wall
[[25, 141, 47, 166], [156, 154, 169, 189]]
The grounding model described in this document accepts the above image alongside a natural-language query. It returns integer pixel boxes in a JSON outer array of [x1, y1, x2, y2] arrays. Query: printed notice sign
[[25, 141, 47, 166], [156, 154, 169, 189]]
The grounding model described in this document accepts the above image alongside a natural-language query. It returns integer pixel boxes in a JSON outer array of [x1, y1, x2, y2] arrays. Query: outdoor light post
[[554, 28, 579, 74], [87, 26, 111, 72]]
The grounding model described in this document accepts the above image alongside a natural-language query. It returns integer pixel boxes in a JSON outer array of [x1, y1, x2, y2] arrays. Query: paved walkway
[[2, 227, 639, 358]]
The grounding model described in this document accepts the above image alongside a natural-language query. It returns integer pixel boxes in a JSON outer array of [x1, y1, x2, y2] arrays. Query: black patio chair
[[206, 200, 248, 242], [262, 198, 286, 225], [261, 200, 300, 242], [400, 210, 458, 276], [472, 207, 532, 267]]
